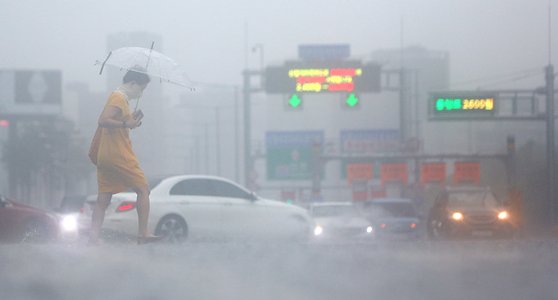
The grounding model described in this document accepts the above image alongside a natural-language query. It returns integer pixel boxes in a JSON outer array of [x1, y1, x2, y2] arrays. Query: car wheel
[[155, 215, 188, 244], [21, 219, 51, 243]]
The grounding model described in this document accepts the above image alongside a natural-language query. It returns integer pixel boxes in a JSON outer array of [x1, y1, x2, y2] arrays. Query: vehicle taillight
[[116, 201, 136, 213], [410, 223, 417, 229]]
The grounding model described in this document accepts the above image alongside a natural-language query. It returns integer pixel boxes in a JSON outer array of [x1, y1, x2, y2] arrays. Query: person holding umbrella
[[88, 68, 161, 245]]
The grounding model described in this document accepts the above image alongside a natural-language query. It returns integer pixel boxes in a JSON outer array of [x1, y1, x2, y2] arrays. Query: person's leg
[[89, 192, 112, 243], [134, 187, 150, 238]]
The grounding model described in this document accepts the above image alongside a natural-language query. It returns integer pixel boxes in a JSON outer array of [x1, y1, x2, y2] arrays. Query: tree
[[2, 118, 93, 205]]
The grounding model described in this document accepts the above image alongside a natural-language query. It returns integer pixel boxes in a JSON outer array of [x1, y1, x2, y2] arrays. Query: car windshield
[[365, 202, 417, 218], [448, 191, 499, 208], [312, 205, 357, 217]]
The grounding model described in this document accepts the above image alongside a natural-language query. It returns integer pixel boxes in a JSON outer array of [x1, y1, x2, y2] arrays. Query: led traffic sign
[[429, 92, 497, 119], [287, 94, 303, 109], [290, 67, 362, 93], [265, 61, 381, 94], [345, 93, 359, 108]]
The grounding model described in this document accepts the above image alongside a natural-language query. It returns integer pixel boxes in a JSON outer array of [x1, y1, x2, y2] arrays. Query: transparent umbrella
[[95, 43, 195, 91]]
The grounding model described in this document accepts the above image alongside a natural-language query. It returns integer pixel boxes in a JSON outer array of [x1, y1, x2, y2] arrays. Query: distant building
[[371, 46, 450, 147]]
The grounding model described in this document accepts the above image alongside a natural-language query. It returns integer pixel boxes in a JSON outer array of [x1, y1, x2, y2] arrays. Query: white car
[[309, 202, 374, 242], [80, 175, 312, 243]]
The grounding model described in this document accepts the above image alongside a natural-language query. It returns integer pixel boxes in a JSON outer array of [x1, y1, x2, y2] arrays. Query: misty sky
[[0, 0, 555, 91]]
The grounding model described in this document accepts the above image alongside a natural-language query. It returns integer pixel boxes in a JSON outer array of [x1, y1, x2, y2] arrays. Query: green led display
[[430, 92, 497, 119], [288, 94, 302, 109], [435, 98, 494, 112], [346, 93, 359, 108]]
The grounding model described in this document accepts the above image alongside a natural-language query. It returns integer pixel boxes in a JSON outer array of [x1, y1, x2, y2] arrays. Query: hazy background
[[0, 0, 555, 210], [0, 0, 553, 89]]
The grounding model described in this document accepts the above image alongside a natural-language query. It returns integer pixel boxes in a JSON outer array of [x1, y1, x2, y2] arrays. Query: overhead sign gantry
[[265, 60, 381, 109]]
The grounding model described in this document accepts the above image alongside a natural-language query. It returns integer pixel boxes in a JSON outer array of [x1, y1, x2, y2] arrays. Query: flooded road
[[2, 239, 558, 300]]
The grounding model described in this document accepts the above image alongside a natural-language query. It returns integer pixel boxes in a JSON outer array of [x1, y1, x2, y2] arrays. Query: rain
[[1, 0, 558, 299]]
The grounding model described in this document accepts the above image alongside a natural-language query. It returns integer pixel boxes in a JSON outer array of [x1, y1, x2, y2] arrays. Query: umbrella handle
[[134, 95, 142, 112], [99, 52, 112, 75]]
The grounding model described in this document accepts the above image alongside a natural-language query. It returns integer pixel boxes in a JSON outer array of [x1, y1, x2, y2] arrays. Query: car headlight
[[451, 212, 464, 221], [60, 215, 78, 232], [366, 226, 373, 234], [314, 225, 323, 236], [498, 211, 509, 220]]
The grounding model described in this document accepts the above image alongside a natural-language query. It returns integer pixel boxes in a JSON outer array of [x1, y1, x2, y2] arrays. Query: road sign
[[298, 44, 350, 61], [429, 91, 497, 120], [347, 163, 373, 183], [380, 163, 408, 186], [0, 70, 62, 116], [340, 129, 400, 155], [453, 161, 481, 184], [265, 61, 381, 94], [266, 131, 324, 180], [420, 162, 446, 184]]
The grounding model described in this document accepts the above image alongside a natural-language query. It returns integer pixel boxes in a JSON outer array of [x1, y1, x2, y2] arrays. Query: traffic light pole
[[546, 64, 556, 226], [399, 68, 407, 141], [242, 69, 263, 189]]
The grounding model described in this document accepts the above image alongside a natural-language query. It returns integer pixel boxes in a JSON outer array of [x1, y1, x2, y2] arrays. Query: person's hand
[[129, 110, 144, 129], [126, 117, 142, 129], [133, 109, 144, 121]]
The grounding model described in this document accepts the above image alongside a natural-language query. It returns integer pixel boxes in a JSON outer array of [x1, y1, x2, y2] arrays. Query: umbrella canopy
[[96, 46, 195, 91]]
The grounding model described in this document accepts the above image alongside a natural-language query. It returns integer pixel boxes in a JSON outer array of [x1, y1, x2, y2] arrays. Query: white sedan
[[80, 175, 312, 243]]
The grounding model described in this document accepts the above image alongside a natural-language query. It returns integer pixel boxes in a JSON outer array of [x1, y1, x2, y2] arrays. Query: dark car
[[0, 194, 78, 243], [361, 198, 421, 240], [427, 186, 515, 239]]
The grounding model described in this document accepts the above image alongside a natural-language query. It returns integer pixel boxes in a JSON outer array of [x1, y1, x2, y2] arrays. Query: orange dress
[[96, 91, 148, 194]]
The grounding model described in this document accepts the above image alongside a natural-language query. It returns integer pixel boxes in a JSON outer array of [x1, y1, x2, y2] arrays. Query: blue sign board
[[340, 129, 400, 154], [266, 131, 324, 180], [298, 44, 350, 61]]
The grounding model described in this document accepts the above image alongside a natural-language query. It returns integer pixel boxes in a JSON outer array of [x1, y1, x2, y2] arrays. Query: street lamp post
[[252, 43, 264, 71], [243, 70, 252, 188]]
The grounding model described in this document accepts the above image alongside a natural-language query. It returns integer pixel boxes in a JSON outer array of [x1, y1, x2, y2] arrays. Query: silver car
[[309, 202, 374, 242]]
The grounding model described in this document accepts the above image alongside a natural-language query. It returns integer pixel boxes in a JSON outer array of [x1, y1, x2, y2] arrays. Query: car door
[[209, 179, 267, 239], [0, 198, 24, 241], [167, 178, 224, 241], [0, 198, 14, 240]]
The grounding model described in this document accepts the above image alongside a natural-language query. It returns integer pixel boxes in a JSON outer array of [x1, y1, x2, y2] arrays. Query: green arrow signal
[[346, 93, 359, 107], [289, 94, 302, 108]]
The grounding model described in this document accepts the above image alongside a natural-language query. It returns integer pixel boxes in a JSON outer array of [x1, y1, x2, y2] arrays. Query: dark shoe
[[137, 235, 164, 245]]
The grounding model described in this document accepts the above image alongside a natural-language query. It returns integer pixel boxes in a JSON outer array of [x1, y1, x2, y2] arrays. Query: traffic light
[[285, 93, 303, 110], [343, 93, 360, 109]]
